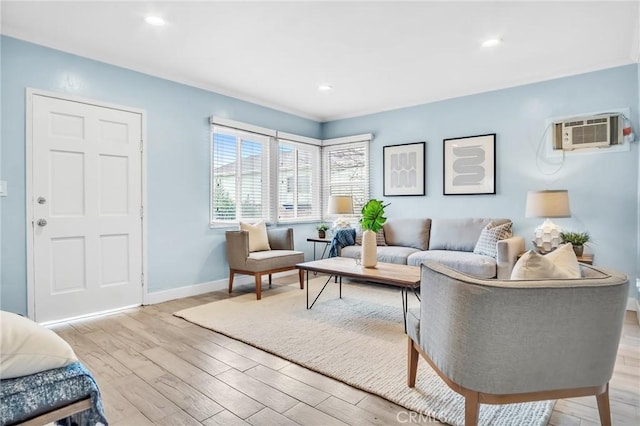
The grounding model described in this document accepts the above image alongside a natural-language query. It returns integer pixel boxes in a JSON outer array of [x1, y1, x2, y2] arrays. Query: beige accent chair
[[407, 261, 629, 426], [225, 228, 305, 300]]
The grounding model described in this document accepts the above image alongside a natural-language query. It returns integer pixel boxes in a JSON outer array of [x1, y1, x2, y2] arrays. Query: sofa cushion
[[340, 245, 419, 265], [409, 250, 497, 278], [245, 250, 304, 272], [429, 218, 509, 252], [383, 218, 431, 250], [473, 221, 513, 258]]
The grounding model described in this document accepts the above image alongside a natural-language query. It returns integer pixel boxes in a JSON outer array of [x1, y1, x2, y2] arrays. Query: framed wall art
[[443, 134, 496, 195], [383, 142, 426, 196]]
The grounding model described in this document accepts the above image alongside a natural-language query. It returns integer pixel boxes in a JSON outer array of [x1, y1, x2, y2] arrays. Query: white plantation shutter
[[322, 138, 370, 220], [277, 139, 321, 222], [211, 117, 369, 226], [211, 125, 270, 225]]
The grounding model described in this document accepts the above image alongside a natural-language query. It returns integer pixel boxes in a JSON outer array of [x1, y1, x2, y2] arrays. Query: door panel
[[32, 94, 143, 322]]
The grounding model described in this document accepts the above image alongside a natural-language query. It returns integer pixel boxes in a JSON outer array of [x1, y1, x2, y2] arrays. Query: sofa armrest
[[496, 236, 525, 279], [267, 227, 294, 250]]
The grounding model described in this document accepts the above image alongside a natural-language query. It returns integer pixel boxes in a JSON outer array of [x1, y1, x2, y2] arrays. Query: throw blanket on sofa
[[329, 228, 356, 258], [0, 361, 107, 425]]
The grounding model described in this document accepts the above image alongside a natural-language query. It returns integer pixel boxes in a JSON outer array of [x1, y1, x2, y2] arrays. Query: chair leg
[[596, 383, 612, 426], [255, 273, 262, 300], [299, 269, 305, 289], [228, 270, 235, 294], [465, 392, 479, 426], [407, 337, 419, 387]]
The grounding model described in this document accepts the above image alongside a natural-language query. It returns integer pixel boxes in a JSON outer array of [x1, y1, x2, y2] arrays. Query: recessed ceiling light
[[145, 16, 165, 26], [318, 84, 333, 92], [481, 38, 502, 48]]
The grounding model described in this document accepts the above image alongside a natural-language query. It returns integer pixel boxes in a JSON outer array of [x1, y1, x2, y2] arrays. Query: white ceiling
[[2, 1, 639, 122]]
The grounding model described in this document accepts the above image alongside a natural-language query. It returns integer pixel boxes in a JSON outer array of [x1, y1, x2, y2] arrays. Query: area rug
[[174, 279, 554, 426]]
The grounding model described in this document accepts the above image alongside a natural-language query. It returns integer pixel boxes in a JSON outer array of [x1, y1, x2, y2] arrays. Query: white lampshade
[[525, 190, 571, 218], [327, 195, 353, 215], [525, 190, 571, 253]]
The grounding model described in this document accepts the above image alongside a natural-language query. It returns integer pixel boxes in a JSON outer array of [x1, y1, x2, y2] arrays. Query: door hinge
[[140, 206, 144, 219], [141, 272, 145, 287], [140, 139, 143, 152]]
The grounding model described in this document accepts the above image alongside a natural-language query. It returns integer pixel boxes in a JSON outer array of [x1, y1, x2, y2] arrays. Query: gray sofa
[[340, 218, 525, 279]]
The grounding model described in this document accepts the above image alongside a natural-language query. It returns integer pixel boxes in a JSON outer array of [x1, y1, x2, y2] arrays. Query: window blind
[[322, 140, 370, 221], [277, 139, 321, 222], [211, 125, 270, 225]]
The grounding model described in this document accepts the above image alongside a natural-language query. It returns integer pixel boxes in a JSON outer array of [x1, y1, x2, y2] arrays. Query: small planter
[[318, 230, 326, 239], [572, 244, 584, 257]]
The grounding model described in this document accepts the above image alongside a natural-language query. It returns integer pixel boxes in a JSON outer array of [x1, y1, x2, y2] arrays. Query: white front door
[[30, 93, 143, 322]]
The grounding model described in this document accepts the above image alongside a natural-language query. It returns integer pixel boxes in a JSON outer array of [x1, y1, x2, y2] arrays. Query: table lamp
[[525, 190, 571, 253], [327, 195, 353, 229]]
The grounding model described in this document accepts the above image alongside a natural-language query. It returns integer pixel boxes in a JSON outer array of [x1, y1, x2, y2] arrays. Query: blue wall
[[2, 36, 639, 314], [0, 36, 321, 314], [324, 65, 640, 297]]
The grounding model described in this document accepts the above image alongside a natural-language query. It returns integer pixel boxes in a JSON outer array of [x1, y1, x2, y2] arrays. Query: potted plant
[[560, 231, 590, 256], [316, 223, 329, 239], [359, 199, 389, 268]]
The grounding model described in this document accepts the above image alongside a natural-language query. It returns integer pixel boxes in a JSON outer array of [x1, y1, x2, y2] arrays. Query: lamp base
[[533, 218, 563, 254]]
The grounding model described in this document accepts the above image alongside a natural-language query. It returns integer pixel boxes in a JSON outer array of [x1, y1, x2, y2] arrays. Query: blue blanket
[[329, 228, 356, 257], [0, 362, 107, 425]]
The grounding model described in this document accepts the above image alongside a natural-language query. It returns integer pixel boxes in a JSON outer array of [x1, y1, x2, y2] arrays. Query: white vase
[[361, 229, 377, 268]]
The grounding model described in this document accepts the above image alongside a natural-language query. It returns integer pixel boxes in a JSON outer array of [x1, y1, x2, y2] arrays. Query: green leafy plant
[[560, 231, 591, 246], [360, 199, 389, 233], [316, 223, 329, 232]]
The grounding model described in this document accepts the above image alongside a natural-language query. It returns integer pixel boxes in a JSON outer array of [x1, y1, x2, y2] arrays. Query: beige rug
[[174, 279, 554, 426]]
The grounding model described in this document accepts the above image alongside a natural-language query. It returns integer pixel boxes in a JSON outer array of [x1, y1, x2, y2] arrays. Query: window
[[211, 120, 323, 226], [322, 140, 370, 218], [277, 139, 321, 222], [211, 117, 369, 226], [211, 126, 270, 223]]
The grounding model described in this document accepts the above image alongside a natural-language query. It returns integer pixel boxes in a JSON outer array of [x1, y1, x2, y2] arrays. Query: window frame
[[210, 118, 330, 227]]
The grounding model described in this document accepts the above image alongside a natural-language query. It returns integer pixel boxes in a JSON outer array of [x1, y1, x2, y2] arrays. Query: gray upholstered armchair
[[407, 261, 629, 426], [225, 227, 305, 300]]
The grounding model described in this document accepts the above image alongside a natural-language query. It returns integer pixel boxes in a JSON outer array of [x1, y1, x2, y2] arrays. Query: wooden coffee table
[[296, 257, 421, 332]]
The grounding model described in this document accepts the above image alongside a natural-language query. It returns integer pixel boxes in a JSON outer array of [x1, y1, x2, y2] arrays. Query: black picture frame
[[443, 134, 496, 195], [383, 142, 426, 196]]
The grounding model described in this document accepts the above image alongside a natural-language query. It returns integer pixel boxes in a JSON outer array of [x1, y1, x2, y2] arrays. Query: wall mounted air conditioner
[[552, 114, 623, 150]]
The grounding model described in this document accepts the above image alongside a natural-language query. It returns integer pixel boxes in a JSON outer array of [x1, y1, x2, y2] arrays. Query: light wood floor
[[50, 277, 640, 425]]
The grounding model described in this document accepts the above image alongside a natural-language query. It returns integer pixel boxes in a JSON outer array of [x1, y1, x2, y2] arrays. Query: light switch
[[0, 181, 6, 197]]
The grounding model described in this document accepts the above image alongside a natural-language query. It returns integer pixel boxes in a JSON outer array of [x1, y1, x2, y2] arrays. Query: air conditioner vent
[[552, 114, 622, 150]]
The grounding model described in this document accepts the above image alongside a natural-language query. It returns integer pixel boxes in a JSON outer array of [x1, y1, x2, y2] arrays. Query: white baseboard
[[144, 270, 298, 305], [627, 297, 638, 312]]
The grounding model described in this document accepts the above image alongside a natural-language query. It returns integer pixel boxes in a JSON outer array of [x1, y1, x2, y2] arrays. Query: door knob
[[37, 197, 47, 204], [37, 219, 47, 227]]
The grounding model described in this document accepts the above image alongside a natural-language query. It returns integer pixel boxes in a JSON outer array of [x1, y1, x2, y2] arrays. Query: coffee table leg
[[401, 287, 408, 333], [306, 270, 309, 308], [307, 274, 335, 309], [339, 276, 342, 299]]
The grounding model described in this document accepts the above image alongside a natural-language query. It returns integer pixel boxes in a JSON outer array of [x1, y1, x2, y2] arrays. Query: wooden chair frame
[[407, 337, 611, 426]]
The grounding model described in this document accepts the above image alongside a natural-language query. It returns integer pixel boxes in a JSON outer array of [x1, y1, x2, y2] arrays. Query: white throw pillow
[[510, 246, 580, 280], [545, 243, 581, 278], [240, 220, 271, 252], [0, 311, 78, 379], [473, 221, 513, 258], [355, 228, 386, 246]]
